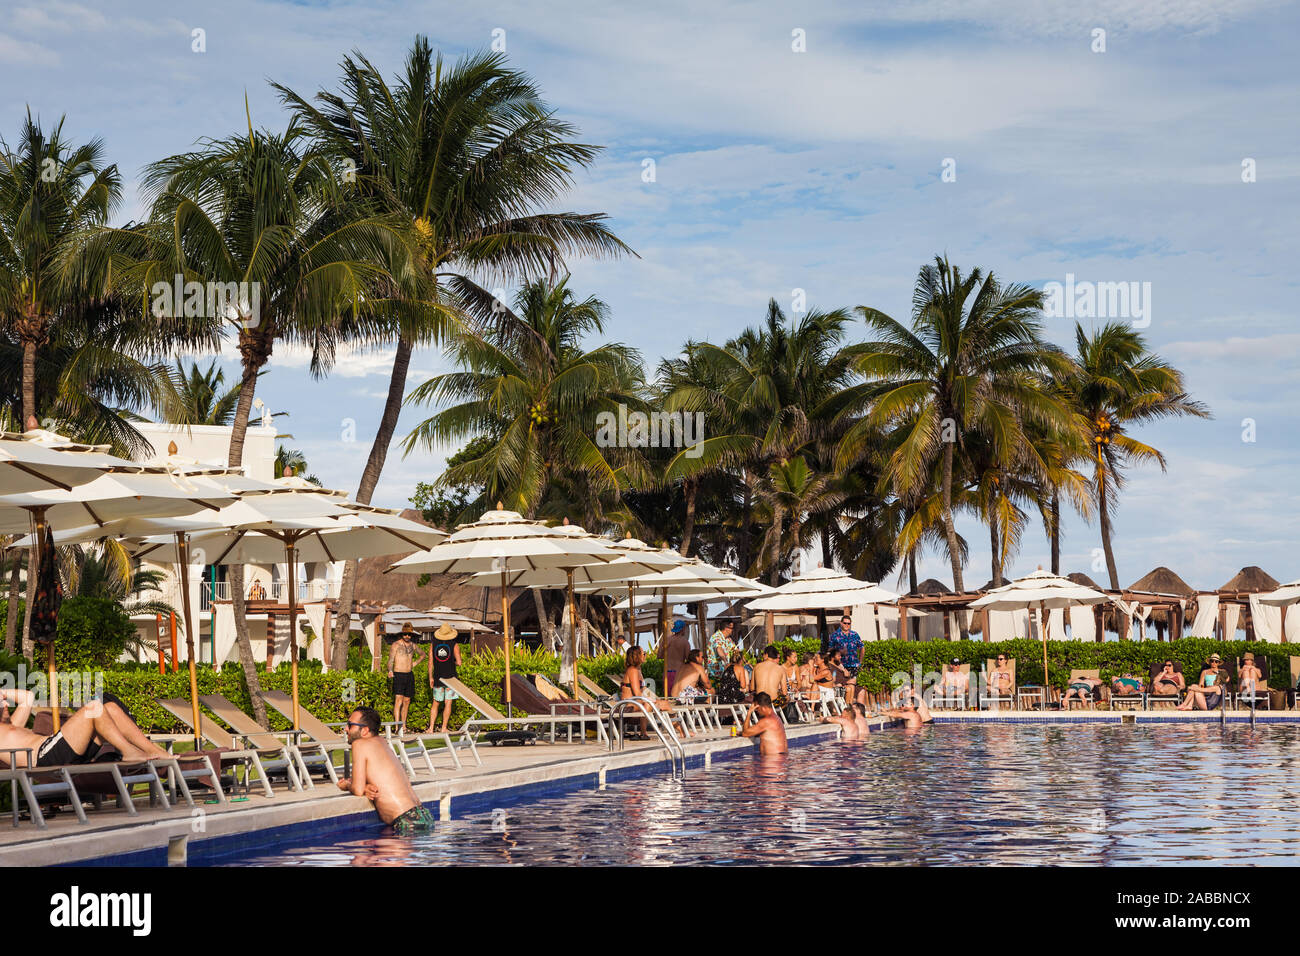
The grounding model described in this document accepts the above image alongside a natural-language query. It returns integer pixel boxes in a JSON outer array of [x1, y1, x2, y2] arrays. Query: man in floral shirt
[[826, 614, 862, 674], [707, 619, 739, 680]]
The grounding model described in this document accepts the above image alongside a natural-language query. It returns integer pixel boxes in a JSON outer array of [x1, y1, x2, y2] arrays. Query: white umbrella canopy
[[382, 604, 495, 635], [747, 567, 899, 611], [971, 569, 1114, 694], [0, 429, 136, 493], [385, 505, 621, 712], [385, 505, 618, 576], [0, 468, 241, 534], [970, 569, 1112, 612]]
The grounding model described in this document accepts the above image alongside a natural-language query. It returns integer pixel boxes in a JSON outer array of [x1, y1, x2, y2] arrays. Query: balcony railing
[[199, 580, 331, 610]]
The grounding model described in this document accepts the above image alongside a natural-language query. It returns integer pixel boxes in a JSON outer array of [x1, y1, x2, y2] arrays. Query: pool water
[[215, 724, 1300, 866]]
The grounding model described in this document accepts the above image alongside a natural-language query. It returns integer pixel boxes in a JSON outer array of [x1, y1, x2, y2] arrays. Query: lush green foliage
[[54, 596, 135, 669]]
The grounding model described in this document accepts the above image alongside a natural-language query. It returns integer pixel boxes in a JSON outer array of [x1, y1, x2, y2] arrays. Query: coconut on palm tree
[[1061, 321, 1209, 589]]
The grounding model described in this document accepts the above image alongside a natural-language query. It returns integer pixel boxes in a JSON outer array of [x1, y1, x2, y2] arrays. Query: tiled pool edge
[[36, 721, 864, 867], [931, 712, 1300, 724]]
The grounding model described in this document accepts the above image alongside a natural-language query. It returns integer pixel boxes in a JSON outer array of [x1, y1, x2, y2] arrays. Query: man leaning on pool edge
[[338, 706, 434, 834]]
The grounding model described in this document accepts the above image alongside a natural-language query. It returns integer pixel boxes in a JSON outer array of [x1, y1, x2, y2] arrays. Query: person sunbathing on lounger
[[338, 706, 432, 834], [1152, 660, 1185, 699], [1110, 672, 1145, 697], [670, 649, 714, 702], [1061, 675, 1104, 708], [0, 688, 171, 768], [1178, 655, 1226, 710]]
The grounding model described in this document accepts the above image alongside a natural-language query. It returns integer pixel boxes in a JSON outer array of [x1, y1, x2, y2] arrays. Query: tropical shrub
[[54, 597, 135, 670]]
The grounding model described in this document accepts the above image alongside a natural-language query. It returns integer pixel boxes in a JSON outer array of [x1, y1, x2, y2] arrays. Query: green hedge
[[846, 638, 1300, 693]]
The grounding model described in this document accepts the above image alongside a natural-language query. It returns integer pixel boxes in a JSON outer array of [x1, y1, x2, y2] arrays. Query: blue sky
[[3, 0, 1297, 592]]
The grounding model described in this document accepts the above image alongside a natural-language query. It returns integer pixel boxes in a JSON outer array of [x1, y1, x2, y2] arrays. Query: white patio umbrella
[[386, 505, 620, 713], [0, 463, 249, 737], [971, 569, 1113, 696], [464, 523, 680, 695], [128, 497, 446, 730], [746, 566, 899, 641], [747, 567, 899, 610]]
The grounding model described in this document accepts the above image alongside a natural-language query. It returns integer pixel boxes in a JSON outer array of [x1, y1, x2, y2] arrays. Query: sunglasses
[[345, 721, 366, 729]]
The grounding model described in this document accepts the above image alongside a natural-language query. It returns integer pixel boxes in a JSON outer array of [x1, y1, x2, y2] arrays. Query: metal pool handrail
[[606, 697, 685, 778]]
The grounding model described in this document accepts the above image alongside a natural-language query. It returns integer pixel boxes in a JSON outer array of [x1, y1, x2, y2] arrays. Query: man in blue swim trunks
[[338, 706, 433, 834]]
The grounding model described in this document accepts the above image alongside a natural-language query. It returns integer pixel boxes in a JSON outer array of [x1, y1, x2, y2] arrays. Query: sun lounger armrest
[[231, 732, 299, 749]]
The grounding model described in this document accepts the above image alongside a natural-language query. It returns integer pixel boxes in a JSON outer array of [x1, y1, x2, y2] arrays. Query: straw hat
[[434, 622, 458, 641]]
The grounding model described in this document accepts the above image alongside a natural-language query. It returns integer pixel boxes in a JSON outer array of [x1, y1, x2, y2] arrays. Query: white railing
[[199, 579, 331, 609]]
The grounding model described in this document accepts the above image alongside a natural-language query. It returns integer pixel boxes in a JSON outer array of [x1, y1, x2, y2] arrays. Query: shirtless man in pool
[[740, 692, 787, 754], [338, 707, 433, 834], [852, 703, 872, 734], [822, 708, 860, 739]]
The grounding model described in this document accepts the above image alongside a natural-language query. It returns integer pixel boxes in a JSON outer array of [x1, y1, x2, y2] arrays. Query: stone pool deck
[[4, 719, 859, 867]]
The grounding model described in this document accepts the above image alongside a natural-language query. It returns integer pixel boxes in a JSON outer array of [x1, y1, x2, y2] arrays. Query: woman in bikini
[[620, 646, 679, 738], [1152, 660, 1185, 704], [1178, 655, 1225, 710]]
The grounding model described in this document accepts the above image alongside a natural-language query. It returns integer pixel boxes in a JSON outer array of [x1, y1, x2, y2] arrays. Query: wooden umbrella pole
[[660, 588, 668, 647], [500, 566, 512, 717], [287, 540, 300, 730], [33, 508, 57, 732], [628, 581, 638, 646], [176, 533, 203, 751], [568, 569, 580, 698], [1040, 604, 1048, 706]]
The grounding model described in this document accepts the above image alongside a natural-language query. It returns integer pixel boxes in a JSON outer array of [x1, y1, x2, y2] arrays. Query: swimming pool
[[213, 724, 1300, 866]]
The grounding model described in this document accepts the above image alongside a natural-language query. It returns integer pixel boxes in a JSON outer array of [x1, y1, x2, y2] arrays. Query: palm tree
[[277, 39, 633, 667], [850, 256, 1072, 635], [164, 359, 239, 426], [0, 111, 122, 426], [662, 301, 854, 571], [407, 277, 647, 647], [1062, 322, 1209, 589], [103, 117, 400, 723], [751, 456, 847, 584], [406, 277, 647, 514]]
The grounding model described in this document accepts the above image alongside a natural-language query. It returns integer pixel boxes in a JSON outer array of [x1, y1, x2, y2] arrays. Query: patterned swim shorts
[[391, 804, 436, 835]]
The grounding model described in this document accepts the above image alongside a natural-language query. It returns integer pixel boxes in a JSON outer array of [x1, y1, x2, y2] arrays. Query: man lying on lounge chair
[[1110, 672, 1145, 697], [0, 688, 171, 767], [1061, 675, 1103, 708], [338, 706, 433, 835]]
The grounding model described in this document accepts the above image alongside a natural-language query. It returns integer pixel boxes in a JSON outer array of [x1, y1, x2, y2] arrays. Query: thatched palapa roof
[[911, 578, 953, 596], [1067, 572, 1106, 590], [1128, 566, 1195, 596], [1218, 566, 1281, 592]]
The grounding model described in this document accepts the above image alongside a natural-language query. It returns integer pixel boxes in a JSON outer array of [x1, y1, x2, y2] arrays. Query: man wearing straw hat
[[428, 622, 463, 734], [388, 624, 425, 733]]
